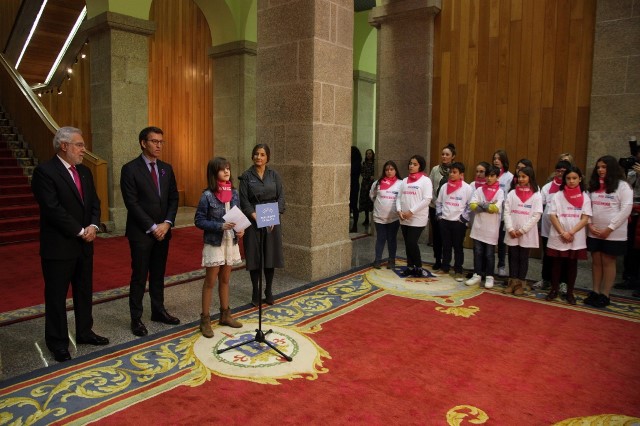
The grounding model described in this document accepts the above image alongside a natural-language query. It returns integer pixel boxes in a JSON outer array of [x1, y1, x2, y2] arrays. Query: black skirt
[[243, 221, 285, 270]]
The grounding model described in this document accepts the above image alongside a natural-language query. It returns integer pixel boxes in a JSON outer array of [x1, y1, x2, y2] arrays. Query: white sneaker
[[498, 267, 507, 277], [532, 280, 544, 289], [559, 282, 567, 295], [485, 276, 495, 288], [465, 273, 482, 286]]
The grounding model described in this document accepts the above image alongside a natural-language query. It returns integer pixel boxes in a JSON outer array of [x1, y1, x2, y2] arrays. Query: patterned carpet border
[[1, 261, 639, 426]]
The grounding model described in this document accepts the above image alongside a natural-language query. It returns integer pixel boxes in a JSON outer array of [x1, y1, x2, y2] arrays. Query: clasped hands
[[588, 224, 612, 239]]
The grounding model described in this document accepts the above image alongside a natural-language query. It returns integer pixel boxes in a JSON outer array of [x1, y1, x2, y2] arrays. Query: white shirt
[[547, 191, 592, 251], [436, 181, 473, 221], [396, 175, 433, 227], [503, 190, 543, 248], [540, 181, 560, 238], [588, 181, 633, 241], [370, 179, 402, 224], [469, 186, 504, 245]]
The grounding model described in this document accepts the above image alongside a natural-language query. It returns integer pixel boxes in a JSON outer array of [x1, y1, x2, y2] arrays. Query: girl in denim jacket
[[194, 157, 244, 338]]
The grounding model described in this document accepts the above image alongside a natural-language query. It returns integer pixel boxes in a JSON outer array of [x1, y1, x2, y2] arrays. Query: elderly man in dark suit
[[31, 126, 109, 363], [121, 126, 180, 337]]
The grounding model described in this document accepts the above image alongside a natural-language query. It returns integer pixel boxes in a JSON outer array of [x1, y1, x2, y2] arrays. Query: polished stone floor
[[0, 208, 634, 382]]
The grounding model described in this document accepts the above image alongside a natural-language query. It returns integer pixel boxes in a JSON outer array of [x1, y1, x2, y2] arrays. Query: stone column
[[83, 12, 155, 231], [257, 0, 353, 281], [209, 41, 257, 173], [369, 0, 441, 170], [353, 70, 376, 155], [587, 0, 640, 166]]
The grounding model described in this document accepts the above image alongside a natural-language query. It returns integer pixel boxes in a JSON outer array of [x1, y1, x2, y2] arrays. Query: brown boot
[[200, 313, 214, 338], [513, 279, 525, 296], [504, 278, 516, 294], [219, 308, 242, 328], [522, 280, 531, 292]]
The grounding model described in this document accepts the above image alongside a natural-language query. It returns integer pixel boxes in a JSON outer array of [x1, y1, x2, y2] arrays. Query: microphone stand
[[217, 218, 292, 361]]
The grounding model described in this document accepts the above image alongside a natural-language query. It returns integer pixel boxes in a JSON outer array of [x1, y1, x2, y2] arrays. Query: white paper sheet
[[222, 206, 252, 232]]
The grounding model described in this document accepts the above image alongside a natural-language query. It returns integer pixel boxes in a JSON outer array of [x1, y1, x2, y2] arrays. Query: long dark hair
[[363, 149, 375, 164], [559, 166, 586, 192], [515, 166, 538, 192], [252, 143, 271, 163], [375, 160, 402, 189], [588, 155, 624, 193], [206, 157, 233, 191], [493, 149, 510, 172], [510, 158, 533, 191]]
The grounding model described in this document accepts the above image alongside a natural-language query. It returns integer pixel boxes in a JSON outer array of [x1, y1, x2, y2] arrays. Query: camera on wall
[[619, 136, 638, 172]]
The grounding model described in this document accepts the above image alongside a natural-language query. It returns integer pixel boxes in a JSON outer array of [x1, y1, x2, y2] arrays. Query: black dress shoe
[[77, 331, 109, 346], [51, 348, 71, 362], [151, 309, 180, 325], [131, 319, 148, 336], [400, 267, 414, 277], [264, 292, 275, 305]]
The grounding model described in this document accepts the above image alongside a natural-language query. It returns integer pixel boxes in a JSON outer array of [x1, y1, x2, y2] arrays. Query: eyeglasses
[[145, 139, 165, 146], [64, 142, 85, 148]]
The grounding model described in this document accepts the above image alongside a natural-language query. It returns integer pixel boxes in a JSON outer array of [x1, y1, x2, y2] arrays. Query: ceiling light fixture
[[15, 0, 48, 69], [44, 6, 86, 85]]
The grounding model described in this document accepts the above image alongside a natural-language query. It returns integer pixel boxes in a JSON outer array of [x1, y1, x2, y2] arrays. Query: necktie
[[150, 162, 159, 193], [69, 165, 83, 200]]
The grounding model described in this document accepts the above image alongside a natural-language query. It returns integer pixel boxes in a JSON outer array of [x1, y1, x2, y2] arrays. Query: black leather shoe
[[77, 331, 109, 346], [151, 309, 180, 325], [51, 348, 71, 362], [400, 267, 414, 277], [264, 292, 275, 305], [131, 319, 148, 336]]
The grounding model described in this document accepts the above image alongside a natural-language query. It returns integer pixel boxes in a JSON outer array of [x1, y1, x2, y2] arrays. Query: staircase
[[0, 106, 40, 244]]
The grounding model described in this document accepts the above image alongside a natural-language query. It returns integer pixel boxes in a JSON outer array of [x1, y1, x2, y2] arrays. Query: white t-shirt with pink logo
[[503, 190, 543, 248], [547, 191, 592, 251], [396, 175, 433, 227], [588, 181, 633, 241], [469, 186, 504, 245]]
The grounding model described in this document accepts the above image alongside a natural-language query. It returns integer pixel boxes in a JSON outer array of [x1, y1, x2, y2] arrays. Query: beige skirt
[[202, 230, 242, 267]]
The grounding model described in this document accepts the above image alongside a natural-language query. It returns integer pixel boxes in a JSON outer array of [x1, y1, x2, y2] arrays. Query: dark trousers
[[550, 256, 578, 290], [497, 222, 507, 268], [440, 219, 466, 273], [401, 225, 425, 269], [473, 240, 495, 277], [128, 236, 170, 320], [508, 245, 530, 280], [42, 256, 94, 351], [429, 207, 442, 264], [374, 221, 400, 261], [623, 214, 640, 283]]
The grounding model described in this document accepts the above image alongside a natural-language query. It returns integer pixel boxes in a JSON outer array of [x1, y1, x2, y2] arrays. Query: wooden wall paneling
[[563, 13, 584, 162], [505, 17, 521, 159], [148, 0, 213, 207], [0, 0, 21, 52], [549, 0, 571, 159], [527, 0, 545, 177], [447, 1, 461, 158]]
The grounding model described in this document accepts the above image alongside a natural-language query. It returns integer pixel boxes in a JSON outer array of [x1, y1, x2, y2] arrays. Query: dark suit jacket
[[31, 155, 101, 259], [120, 155, 179, 241]]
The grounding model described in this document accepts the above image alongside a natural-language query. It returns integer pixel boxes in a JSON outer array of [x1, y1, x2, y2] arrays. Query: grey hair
[[53, 127, 82, 151]]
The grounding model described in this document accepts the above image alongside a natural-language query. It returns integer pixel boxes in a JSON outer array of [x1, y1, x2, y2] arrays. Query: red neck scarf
[[563, 186, 584, 209], [549, 176, 562, 194], [474, 177, 486, 189], [515, 185, 534, 203], [215, 180, 232, 203], [407, 172, 423, 184], [482, 181, 500, 201], [595, 178, 606, 193], [379, 176, 398, 190], [446, 178, 463, 194]]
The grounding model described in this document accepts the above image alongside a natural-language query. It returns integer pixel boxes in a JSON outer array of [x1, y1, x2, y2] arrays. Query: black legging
[[551, 257, 578, 291], [401, 225, 425, 269], [508, 245, 530, 280], [250, 268, 274, 294], [429, 207, 442, 264]]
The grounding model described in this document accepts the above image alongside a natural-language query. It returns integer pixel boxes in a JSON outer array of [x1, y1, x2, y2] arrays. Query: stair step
[[0, 204, 39, 219], [0, 194, 37, 206], [0, 176, 29, 185], [0, 216, 39, 232], [0, 184, 32, 195], [0, 166, 25, 176], [0, 229, 39, 245]]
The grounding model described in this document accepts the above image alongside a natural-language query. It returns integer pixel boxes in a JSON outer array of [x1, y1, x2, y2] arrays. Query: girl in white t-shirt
[[546, 166, 591, 304], [369, 160, 402, 270], [585, 155, 633, 308], [397, 155, 433, 278], [503, 166, 543, 296]]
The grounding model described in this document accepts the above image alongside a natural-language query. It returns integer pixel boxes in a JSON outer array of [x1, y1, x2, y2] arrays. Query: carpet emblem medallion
[[365, 265, 483, 311], [193, 323, 330, 385], [552, 414, 640, 425], [446, 405, 489, 425]]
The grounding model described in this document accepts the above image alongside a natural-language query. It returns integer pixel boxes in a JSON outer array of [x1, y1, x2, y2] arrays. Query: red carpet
[[94, 293, 640, 425], [0, 226, 203, 313]]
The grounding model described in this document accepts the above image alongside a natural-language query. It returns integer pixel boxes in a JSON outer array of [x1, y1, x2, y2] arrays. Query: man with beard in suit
[[32, 126, 109, 362], [121, 126, 180, 336]]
